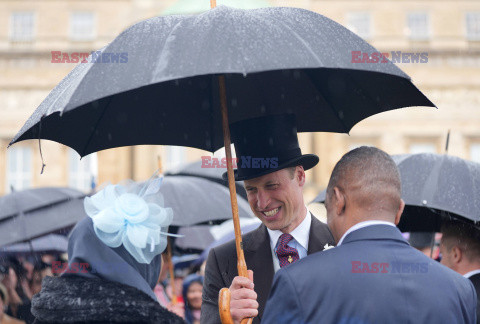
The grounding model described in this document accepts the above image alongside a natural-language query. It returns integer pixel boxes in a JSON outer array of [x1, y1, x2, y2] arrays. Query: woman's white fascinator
[[84, 171, 179, 264]]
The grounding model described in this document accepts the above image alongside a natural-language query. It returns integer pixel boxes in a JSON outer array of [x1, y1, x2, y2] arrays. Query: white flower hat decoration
[[84, 171, 179, 264]]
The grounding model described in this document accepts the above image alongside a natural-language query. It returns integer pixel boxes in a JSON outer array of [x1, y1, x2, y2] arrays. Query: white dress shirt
[[463, 269, 480, 279], [337, 220, 396, 246], [267, 208, 311, 272]]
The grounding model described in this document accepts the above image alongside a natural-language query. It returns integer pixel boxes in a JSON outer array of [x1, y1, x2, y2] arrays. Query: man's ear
[[394, 199, 405, 225], [333, 187, 345, 216], [452, 246, 463, 264], [296, 166, 306, 187]]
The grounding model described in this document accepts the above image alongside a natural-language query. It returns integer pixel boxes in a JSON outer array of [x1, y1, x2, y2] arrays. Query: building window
[[70, 12, 95, 41], [6, 146, 32, 192], [407, 12, 430, 40], [466, 12, 480, 40], [346, 12, 372, 39], [69, 150, 98, 192], [10, 12, 35, 42], [165, 146, 186, 171], [470, 143, 480, 163], [409, 143, 436, 154]]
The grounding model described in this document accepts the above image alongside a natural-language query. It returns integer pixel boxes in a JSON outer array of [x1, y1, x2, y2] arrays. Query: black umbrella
[[166, 160, 247, 199], [0, 234, 68, 255], [311, 153, 480, 232], [9, 6, 433, 157], [393, 153, 480, 231], [0, 187, 87, 247], [160, 175, 253, 227]]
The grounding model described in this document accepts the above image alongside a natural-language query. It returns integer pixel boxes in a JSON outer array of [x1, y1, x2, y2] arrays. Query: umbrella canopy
[[311, 153, 480, 231], [175, 217, 260, 252], [0, 234, 68, 255], [161, 175, 253, 227], [0, 187, 87, 247], [10, 6, 434, 157], [165, 160, 247, 199], [393, 153, 480, 231], [198, 221, 261, 262]]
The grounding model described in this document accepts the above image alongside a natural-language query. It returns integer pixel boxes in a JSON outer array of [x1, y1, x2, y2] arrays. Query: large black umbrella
[[0, 187, 87, 247], [311, 153, 480, 232], [9, 6, 433, 157], [166, 160, 247, 199]]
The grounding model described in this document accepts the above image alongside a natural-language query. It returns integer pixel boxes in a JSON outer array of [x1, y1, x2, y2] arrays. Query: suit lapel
[[244, 224, 274, 320], [307, 215, 335, 254]]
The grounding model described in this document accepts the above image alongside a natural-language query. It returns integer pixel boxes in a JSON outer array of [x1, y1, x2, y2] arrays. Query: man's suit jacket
[[469, 273, 480, 324], [263, 225, 477, 324], [201, 216, 334, 324]]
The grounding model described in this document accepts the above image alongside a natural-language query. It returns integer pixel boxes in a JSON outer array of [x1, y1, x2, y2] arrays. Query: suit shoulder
[[210, 229, 259, 260]]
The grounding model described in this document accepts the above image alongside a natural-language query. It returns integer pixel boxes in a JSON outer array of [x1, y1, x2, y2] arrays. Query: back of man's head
[[441, 220, 480, 265], [326, 146, 402, 221]]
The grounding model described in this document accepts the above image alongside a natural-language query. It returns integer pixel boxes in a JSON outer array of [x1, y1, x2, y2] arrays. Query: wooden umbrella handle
[[217, 76, 254, 324], [210, 2, 253, 323]]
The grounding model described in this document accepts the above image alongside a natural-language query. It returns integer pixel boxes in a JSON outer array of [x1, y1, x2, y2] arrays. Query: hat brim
[[222, 154, 319, 181]]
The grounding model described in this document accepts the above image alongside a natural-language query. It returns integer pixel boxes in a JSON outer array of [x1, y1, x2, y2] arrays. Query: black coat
[[469, 273, 480, 324], [201, 216, 335, 324], [31, 276, 185, 324]]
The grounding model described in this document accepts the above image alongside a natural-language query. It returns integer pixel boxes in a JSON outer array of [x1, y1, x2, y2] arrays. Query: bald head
[[326, 146, 403, 222]]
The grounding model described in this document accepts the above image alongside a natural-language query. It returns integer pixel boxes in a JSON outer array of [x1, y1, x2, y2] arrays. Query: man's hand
[[229, 270, 258, 324], [167, 301, 185, 319]]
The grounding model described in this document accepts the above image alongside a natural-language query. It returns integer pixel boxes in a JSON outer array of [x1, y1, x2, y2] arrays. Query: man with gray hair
[[263, 146, 477, 323]]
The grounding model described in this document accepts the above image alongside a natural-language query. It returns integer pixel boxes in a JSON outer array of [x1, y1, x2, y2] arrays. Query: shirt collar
[[267, 207, 311, 251], [337, 220, 396, 246], [463, 269, 480, 279]]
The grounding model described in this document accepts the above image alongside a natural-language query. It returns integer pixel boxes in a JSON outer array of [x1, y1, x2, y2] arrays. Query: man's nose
[[256, 190, 270, 210]]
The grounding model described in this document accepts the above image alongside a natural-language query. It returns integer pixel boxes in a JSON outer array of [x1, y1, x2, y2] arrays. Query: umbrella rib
[[274, 18, 325, 67], [80, 95, 114, 157]]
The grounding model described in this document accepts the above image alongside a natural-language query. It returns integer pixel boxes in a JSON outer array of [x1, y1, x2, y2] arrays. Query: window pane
[[10, 12, 35, 42], [466, 12, 480, 40], [346, 12, 371, 39], [69, 150, 97, 192], [407, 12, 429, 40], [470, 144, 480, 163], [6, 146, 32, 192], [70, 12, 95, 41]]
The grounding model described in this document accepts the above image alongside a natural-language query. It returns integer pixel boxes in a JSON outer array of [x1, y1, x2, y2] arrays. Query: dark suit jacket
[[263, 225, 478, 324], [201, 216, 334, 324], [469, 273, 480, 324]]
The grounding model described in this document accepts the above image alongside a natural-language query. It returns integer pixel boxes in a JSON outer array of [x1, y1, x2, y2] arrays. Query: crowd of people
[[0, 114, 478, 324]]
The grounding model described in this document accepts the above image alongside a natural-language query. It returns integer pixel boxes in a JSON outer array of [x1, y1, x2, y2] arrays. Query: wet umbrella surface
[[312, 153, 480, 232], [10, 6, 434, 156]]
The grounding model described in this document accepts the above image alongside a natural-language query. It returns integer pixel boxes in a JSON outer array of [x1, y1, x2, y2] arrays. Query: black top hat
[[222, 114, 319, 181]]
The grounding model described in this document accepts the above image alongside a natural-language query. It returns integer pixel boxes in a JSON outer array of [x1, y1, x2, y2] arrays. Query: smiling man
[[201, 114, 335, 324]]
